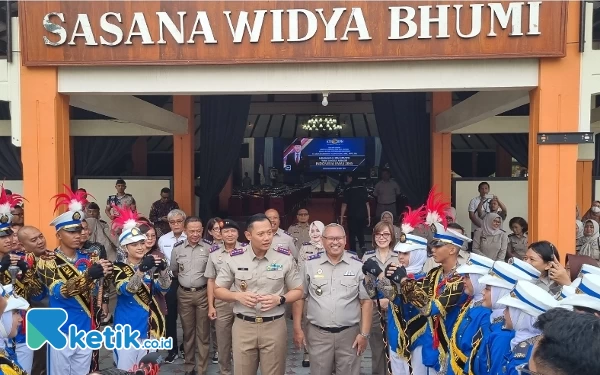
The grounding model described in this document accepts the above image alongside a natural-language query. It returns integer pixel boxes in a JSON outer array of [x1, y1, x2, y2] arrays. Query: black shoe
[[180, 344, 185, 360], [184, 371, 196, 375], [165, 351, 178, 364], [302, 353, 310, 367], [212, 352, 219, 364]]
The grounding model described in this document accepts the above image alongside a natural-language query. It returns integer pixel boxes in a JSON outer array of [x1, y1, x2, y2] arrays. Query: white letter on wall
[[488, 2, 524, 37], [157, 11, 186, 44], [288, 9, 317, 42], [124, 13, 154, 45], [43, 12, 67, 46], [188, 11, 217, 44], [454, 4, 483, 38], [224, 10, 267, 43], [100, 12, 123, 46], [68, 14, 98, 45], [316, 8, 346, 41], [389, 7, 417, 40], [341, 8, 371, 41], [419, 5, 450, 39], [271, 9, 284, 42], [527, 2, 541, 35]]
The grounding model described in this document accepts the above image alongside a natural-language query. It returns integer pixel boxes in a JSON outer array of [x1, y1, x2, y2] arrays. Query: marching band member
[[111, 206, 171, 370], [37, 186, 113, 375], [448, 254, 493, 375], [0, 286, 30, 375], [0, 186, 45, 374], [559, 273, 600, 316], [385, 188, 471, 375], [496, 280, 563, 375]]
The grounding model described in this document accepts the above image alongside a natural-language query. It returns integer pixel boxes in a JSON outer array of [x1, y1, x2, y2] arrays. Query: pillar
[[173, 96, 195, 216], [576, 161, 593, 216], [528, 1, 581, 261], [20, 66, 71, 245], [495, 145, 513, 177], [131, 137, 148, 176], [431, 92, 453, 200]]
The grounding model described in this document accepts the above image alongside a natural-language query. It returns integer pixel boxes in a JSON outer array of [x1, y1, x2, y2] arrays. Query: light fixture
[[301, 115, 344, 133], [322, 92, 329, 107]]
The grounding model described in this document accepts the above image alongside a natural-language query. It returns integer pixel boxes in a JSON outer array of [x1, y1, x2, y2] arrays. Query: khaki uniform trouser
[[215, 299, 234, 375], [178, 287, 210, 373], [369, 307, 387, 375], [232, 315, 287, 375], [307, 323, 362, 375]]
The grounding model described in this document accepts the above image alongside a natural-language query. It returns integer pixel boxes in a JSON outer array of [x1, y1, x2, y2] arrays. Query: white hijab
[[405, 249, 428, 275], [309, 221, 325, 249], [490, 286, 511, 321], [0, 310, 14, 350], [508, 307, 541, 350], [470, 274, 485, 303]]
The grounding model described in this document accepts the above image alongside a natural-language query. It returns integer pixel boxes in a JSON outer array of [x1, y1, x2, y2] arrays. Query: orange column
[[528, 1, 581, 261], [431, 92, 453, 200], [576, 161, 593, 217], [20, 66, 71, 245], [173, 96, 195, 216]]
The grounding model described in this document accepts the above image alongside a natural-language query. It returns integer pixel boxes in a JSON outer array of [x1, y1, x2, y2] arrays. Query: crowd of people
[[0, 178, 598, 375]]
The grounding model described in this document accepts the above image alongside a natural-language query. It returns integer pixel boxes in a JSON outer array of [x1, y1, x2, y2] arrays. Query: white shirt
[[158, 231, 187, 265], [468, 196, 490, 233]]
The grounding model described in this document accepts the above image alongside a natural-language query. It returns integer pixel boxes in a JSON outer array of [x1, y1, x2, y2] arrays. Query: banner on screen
[[283, 138, 365, 173]]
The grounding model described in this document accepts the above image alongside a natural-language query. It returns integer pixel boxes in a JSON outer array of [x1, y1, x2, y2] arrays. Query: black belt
[[236, 313, 284, 323], [312, 324, 351, 333], [180, 285, 207, 292]]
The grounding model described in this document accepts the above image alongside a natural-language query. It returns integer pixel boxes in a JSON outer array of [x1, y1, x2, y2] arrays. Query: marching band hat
[[557, 278, 581, 301], [423, 187, 472, 248], [395, 206, 428, 253], [0, 186, 24, 237], [113, 206, 145, 246], [430, 223, 472, 248], [579, 263, 600, 277], [508, 257, 541, 279], [50, 185, 88, 232], [560, 274, 600, 312], [394, 233, 428, 253], [479, 261, 534, 290], [498, 280, 561, 318], [457, 253, 494, 276]]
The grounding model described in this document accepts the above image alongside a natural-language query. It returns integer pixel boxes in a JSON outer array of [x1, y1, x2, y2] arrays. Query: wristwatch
[[360, 332, 371, 339], [279, 296, 286, 306]]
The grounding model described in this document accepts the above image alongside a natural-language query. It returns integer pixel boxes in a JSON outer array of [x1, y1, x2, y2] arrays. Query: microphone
[[8, 265, 19, 286]]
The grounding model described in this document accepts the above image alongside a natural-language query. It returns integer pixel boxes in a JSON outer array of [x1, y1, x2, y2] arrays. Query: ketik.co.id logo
[[26, 308, 172, 351]]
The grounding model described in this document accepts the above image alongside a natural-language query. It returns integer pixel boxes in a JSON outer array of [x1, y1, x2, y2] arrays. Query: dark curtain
[[198, 95, 251, 223], [372, 93, 430, 206], [365, 137, 375, 169], [254, 138, 265, 184], [74, 137, 137, 176], [451, 152, 473, 178], [273, 138, 284, 170], [491, 134, 528, 167], [0, 138, 22, 179]]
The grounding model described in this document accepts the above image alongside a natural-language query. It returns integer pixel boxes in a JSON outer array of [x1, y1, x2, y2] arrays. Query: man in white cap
[[36, 187, 113, 375], [384, 188, 472, 375], [448, 253, 494, 375], [470, 261, 535, 375], [497, 280, 564, 374], [559, 274, 600, 316]]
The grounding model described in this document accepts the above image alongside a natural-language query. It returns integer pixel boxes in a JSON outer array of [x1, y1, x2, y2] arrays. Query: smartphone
[[485, 194, 494, 199]]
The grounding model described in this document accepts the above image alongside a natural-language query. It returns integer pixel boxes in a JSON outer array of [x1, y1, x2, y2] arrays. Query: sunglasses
[[516, 364, 544, 375]]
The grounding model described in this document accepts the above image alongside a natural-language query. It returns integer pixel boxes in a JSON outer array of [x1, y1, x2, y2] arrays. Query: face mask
[[592, 207, 600, 213]]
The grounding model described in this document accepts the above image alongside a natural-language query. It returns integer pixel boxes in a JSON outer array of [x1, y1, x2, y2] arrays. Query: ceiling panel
[[245, 115, 258, 138], [352, 114, 369, 137], [266, 115, 284, 137], [281, 115, 297, 138], [253, 115, 270, 138]]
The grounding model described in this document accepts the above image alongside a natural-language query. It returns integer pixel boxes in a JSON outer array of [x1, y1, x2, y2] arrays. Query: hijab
[[566, 253, 599, 281], [578, 220, 600, 258], [309, 221, 325, 249], [0, 310, 14, 350], [482, 213, 503, 236], [508, 307, 541, 350], [405, 248, 428, 275], [381, 211, 394, 222], [470, 274, 485, 303], [576, 220, 584, 240], [490, 286, 511, 322]]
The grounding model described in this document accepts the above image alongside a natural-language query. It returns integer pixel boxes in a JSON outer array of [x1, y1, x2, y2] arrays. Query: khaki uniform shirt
[[373, 180, 400, 205], [169, 238, 212, 288], [287, 223, 311, 247], [508, 233, 528, 260], [215, 245, 302, 317], [303, 251, 369, 328], [274, 228, 299, 260], [361, 248, 396, 272], [205, 241, 245, 279], [473, 229, 508, 261], [297, 242, 325, 277]]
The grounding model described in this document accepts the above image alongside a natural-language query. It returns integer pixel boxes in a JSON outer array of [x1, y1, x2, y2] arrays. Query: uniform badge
[[0, 215, 8, 224], [275, 246, 291, 256], [210, 245, 220, 253], [307, 253, 321, 261], [217, 256, 222, 262], [203, 238, 213, 245], [344, 270, 355, 276], [315, 286, 323, 296], [73, 211, 82, 220], [399, 232, 407, 243], [317, 269, 323, 275], [179, 264, 184, 272], [267, 263, 283, 271], [240, 280, 248, 292], [230, 248, 245, 257], [430, 223, 437, 234]]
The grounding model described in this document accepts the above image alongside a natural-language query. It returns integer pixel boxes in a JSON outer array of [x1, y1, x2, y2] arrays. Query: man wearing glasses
[[293, 223, 372, 375], [158, 209, 187, 363], [288, 208, 311, 246]]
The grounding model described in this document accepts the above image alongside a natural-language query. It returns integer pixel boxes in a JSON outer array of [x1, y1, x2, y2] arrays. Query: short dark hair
[[246, 213, 270, 231], [116, 179, 126, 185], [77, 188, 87, 193], [508, 217, 528, 233], [160, 187, 170, 194], [529, 240, 560, 262], [447, 222, 465, 234], [5, 189, 11, 195], [87, 202, 100, 210], [533, 308, 600, 375], [184, 216, 202, 227], [478, 182, 490, 190]]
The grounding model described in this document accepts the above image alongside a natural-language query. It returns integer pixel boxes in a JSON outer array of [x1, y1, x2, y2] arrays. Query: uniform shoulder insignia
[[203, 238, 213, 245], [209, 245, 220, 253], [230, 248, 245, 257], [508, 233, 515, 237], [512, 340, 533, 359], [303, 242, 311, 246], [347, 250, 357, 255], [364, 250, 376, 255], [446, 273, 464, 284], [283, 230, 292, 237], [275, 246, 291, 256], [307, 253, 322, 261], [173, 240, 184, 248], [350, 255, 363, 263]]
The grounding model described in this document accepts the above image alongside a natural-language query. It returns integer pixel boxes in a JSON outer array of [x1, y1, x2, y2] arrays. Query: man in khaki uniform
[[206, 219, 244, 375], [266, 208, 299, 259], [170, 217, 212, 375], [288, 208, 311, 246], [292, 223, 372, 375], [215, 214, 303, 375]]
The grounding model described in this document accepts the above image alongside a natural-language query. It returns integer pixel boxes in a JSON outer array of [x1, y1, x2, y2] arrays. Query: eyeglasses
[[374, 233, 391, 239], [211, 227, 221, 232], [516, 364, 543, 375], [297, 213, 309, 216], [322, 235, 345, 242], [169, 219, 184, 225]]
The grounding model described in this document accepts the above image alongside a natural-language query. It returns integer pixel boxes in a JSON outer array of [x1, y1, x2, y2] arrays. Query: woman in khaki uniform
[[362, 221, 397, 375], [577, 219, 600, 261], [296, 220, 325, 368], [472, 213, 508, 261], [507, 217, 528, 260]]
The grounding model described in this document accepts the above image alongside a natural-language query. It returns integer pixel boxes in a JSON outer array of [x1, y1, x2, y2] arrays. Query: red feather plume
[[0, 184, 25, 214], [51, 184, 92, 213], [425, 186, 451, 229], [401, 205, 426, 234], [111, 204, 140, 235]]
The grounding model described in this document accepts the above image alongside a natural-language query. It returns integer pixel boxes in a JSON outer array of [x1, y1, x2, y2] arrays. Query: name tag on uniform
[[344, 270, 355, 276], [267, 263, 283, 271], [237, 267, 249, 271]]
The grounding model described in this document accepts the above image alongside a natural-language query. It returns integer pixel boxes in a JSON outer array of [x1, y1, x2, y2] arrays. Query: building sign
[[20, 1, 566, 66]]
